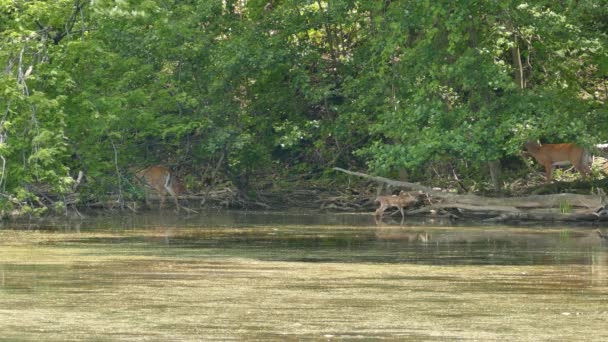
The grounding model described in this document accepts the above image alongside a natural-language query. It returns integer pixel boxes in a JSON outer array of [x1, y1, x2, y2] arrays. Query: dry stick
[[0, 129, 6, 192], [0, 88, 10, 191], [111, 140, 124, 210], [0, 154, 5, 192], [202, 148, 226, 206], [2, 57, 15, 195], [79, 5, 86, 41], [333, 167, 434, 194], [17, 47, 41, 162]]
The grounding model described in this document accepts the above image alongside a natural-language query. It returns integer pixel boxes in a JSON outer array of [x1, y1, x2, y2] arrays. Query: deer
[[374, 190, 421, 221], [134, 165, 185, 212], [523, 141, 591, 181]]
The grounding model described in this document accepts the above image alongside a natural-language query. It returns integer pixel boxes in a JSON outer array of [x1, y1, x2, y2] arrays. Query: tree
[[349, 0, 607, 189], [0, 0, 606, 214], [0, 0, 88, 213]]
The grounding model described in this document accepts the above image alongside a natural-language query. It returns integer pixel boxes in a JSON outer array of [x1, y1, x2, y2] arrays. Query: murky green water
[[1, 211, 607, 341]]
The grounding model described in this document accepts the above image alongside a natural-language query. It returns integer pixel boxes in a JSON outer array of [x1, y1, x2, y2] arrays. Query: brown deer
[[523, 141, 591, 181], [135, 165, 185, 211], [375, 190, 420, 220]]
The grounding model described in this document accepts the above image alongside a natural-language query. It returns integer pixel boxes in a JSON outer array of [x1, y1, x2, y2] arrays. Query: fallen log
[[484, 210, 608, 223], [333, 167, 606, 221]]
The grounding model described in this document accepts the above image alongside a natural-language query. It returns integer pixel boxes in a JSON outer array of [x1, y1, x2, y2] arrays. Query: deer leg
[[574, 162, 590, 178], [375, 204, 386, 218], [544, 165, 554, 181], [162, 173, 180, 212], [374, 215, 383, 225], [144, 191, 152, 209], [574, 164, 585, 178], [172, 194, 180, 212], [159, 191, 166, 210], [398, 207, 405, 225], [164, 183, 180, 212]]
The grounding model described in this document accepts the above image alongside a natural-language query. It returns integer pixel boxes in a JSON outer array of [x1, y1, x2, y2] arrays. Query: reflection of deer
[[135, 165, 185, 212], [597, 229, 608, 241], [374, 191, 421, 220], [524, 141, 591, 181], [375, 228, 430, 243]]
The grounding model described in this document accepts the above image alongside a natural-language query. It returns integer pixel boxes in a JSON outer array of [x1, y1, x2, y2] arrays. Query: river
[[1, 211, 607, 340]]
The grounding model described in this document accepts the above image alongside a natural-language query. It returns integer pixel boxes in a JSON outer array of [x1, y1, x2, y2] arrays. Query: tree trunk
[[488, 160, 502, 192], [511, 37, 525, 89]]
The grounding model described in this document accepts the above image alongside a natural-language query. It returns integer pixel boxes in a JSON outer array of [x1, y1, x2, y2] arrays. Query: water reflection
[[1, 211, 606, 268], [1, 211, 608, 340]]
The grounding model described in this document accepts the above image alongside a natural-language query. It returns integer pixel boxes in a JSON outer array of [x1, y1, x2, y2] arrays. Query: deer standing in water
[[375, 190, 420, 221], [523, 141, 591, 181], [135, 165, 184, 212]]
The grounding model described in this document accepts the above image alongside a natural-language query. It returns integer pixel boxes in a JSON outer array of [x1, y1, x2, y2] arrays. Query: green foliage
[[0, 0, 606, 211], [346, 0, 607, 182]]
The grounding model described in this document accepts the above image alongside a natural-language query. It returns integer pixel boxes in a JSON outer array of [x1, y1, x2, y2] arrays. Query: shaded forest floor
[[165, 169, 608, 224], [8, 166, 608, 225]]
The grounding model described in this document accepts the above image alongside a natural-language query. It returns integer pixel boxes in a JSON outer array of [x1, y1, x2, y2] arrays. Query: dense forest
[[1, 0, 607, 215]]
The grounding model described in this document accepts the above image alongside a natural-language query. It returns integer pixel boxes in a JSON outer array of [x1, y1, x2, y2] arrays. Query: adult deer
[[135, 165, 184, 211], [523, 141, 591, 181], [374, 190, 421, 221]]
